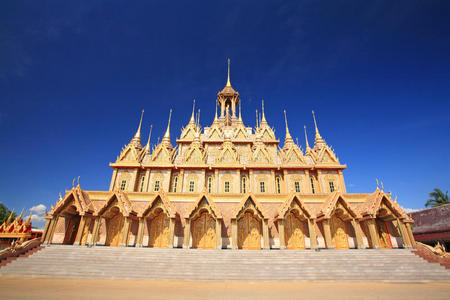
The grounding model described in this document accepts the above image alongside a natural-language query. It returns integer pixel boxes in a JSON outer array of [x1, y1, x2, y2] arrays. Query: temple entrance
[[331, 214, 349, 249], [105, 213, 124, 247], [80, 217, 92, 246], [376, 220, 392, 248], [63, 215, 80, 245], [285, 213, 307, 249], [238, 211, 261, 249], [191, 211, 216, 249], [148, 210, 169, 248]]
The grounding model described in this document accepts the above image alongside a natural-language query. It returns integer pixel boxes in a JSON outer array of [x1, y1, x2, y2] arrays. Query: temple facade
[[41, 61, 416, 250]]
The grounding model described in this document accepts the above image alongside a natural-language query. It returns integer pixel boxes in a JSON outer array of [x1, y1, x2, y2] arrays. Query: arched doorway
[[238, 211, 262, 249], [285, 212, 308, 249], [105, 212, 124, 247], [147, 209, 169, 248], [376, 219, 392, 248], [63, 214, 80, 245], [331, 214, 349, 249], [191, 210, 216, 249]]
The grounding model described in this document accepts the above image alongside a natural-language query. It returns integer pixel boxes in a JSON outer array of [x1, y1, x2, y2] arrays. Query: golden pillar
[[216, 219, 222, 249], [90, 217, 101, 246], [136, 218, 145, 247], [405, 222, 416, 248], [231, 219, 238, 250], [367, 218, 380, 249], [263, 219, 270, 250], [278, 219, 286, 250], [109, 169, 118, 191], [47, 216, 59, 244], [120, 217, 131, 247], [308, 218, 318, 249], [351, 219, 365, 249], [168, 217, 175, 248], [183, 219, 191, 249], [397, 219, 411, 248], [322, 219, 333, 249], [41, 218, 51, 243], [74, 215, 86, 245]]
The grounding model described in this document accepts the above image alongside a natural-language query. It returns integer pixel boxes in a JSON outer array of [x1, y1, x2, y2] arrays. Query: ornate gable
[[316, 146, 339, 164], [234, 126, 248, 139], [278, 194, 312, 219], [232, 195, 269, 220], [139, 191, 176, 218], [217, 138, 238, 164], [117, 145, 140, 163], [51, 186, 94, 216], [362, 190, 405, 219], [282, 147, 305, 165], [208, 126, 223, 140], [151, 144, 175, 163], [317, 192, 359, 220], [96, 190, 135, 217], [185, 193, 222, 219]]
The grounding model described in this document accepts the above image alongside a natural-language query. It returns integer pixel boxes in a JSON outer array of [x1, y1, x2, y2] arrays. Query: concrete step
[[1, 246, 449, 282]]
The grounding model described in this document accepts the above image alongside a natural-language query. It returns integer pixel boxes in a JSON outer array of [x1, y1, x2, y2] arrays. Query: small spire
[[226, 58, 231, 87], [312, 110, 326, 148], [214, 100, 218, 120], [238, 101, 242, 121], [162, 109, 172, 146], [284, 110, 291, 138], [304, 125, 311, 150], [261, 99, 267, 123], [312, 110, 320, 137], [255, 109, 259, 128], [144, 124, 153, 151], [197, 109, 200, 128], [134, 109, 144, 139], [190, 99, 196, 123]]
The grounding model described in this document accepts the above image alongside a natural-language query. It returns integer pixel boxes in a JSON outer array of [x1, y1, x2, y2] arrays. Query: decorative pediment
[[318, 192, 359, 220], [208, 126, 223, 139], [139, 191, 176, 218], [52, 186, 94, 216], [234, 126, 248, 139], [117, 144, 140, 163], [217, 139, 238, 164], [260, 127, 275, 141], [252, 146, 271, 164], [96, 190, 135, 217], [316, 146, 339, 164], [282, 147, 305, 165], [362, 190, 405, 219], [180, 126, 197, 140], [278, 194, 312, 219], [151, 145, 175, 163], [232, 195, 268, 220], [185, 194, 222, 219]]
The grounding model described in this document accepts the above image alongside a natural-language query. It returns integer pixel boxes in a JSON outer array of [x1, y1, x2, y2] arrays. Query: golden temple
[[41, 60, 416, 250]]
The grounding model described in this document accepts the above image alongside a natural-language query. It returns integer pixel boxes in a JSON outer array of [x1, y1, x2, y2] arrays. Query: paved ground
[[1, 277, 449, 299]]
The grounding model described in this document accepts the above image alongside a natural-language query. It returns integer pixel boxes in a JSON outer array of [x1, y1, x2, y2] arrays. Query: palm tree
[[425, 188, 450, 207]]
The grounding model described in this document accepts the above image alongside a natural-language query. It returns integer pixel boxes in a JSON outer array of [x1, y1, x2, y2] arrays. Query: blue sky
[[1, 1, 449, 227]]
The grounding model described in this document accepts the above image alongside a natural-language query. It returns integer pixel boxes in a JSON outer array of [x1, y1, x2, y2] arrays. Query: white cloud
[[28, 204, 47, 230], [402, 207, 419, 214], [30, 204, 46, 216]]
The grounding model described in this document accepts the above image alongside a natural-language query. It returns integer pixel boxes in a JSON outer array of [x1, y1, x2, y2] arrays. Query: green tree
[[0, 203, 17, 224], [425, 188, 450, 207]]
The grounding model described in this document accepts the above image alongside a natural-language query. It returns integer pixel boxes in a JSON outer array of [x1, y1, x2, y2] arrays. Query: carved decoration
[[191, 211, 216, 249], [147, 211, 169, 248], [238, 211, 261, 249], [105, 213, 124, 247], [285, 213, 307, 249], [376, 220, 392, 248], [330, 214, 349, 249]]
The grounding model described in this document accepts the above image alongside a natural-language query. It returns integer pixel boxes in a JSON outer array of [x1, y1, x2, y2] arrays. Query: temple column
[[168, 217, 175, 248], [214, 169, 219, 193], [47, 216, 59, 244], [120, 217, 131, 247], [74, 215, 86, 245], [304, 170, 311, 193], [179, 169, 185, 193], [109, 169, 118, 191], [249, 169, 254, 193], [136, 218, 145, 247], [397, 219, 411, 248], [263, 219, 270, 250], [283, 170, 289, 193], [91, 217, 102, 246], [183, 219, 191, 249], [278, 219, 286, 249], [232, 219, 238, 250], [351, 219, 365, 249], [308, 218, 318, 249], [270, 170, 275, 194], [338, 170, 346, 193], [216, 219, 222, 249], [143, 169, 151, 192], [41, 218, 51, 242], [367, 218, 380, 249], [405, 222, 416, 248], [322, 219, 333, 249]]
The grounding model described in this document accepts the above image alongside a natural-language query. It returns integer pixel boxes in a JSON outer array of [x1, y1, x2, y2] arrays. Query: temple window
[[295, 181, 300, 193], [120, 180, 127, 191], [241, 177, 247, 193], [154, 180, 160, 192], [329, 181, 335, 192], [208, 176, 213, 193], [275, 177, 281, 194], [224, 181, 230, 193], [310, 177, 315, 194], [173, 176, 178, 192], [260, 181, 265, 193], [189, 180, 195, 192], [139, 176, 145, 192]]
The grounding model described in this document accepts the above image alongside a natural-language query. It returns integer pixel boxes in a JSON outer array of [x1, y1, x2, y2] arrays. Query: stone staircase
[[1, 245, 449, 282]]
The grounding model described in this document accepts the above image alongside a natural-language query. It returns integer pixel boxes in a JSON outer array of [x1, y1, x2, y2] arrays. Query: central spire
[[226, 58, 231, 87], [312, 110, 326, 149], [161, 109, 172, 147]]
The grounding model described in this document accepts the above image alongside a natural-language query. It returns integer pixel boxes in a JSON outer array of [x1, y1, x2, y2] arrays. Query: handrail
[[0, 238, 42, 261]]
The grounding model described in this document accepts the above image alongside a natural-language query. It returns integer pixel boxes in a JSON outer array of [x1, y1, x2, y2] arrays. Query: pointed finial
[[72, 178, 76, 189], [239, 101, 242, 121], [261, 99, 267, 122], [18, 208, 24, 219], [190, 99, 196, 122], [77, 176, 80, 187], [162, 109, 172, 145], [312, 110, 320, 136], [226, 58, 231, 87], [376, 178, 379, 190], [214, 100, 218, 120], [304, 125, 311, 150], [312, 110, 326, 148], [394, 195, 398, 203], [197, 109, 200, 128], [381, 181, 384, 191], [134, 109, 144, 139], [255, 109, 259, 128], [283, 110, 291, 135], [145, 124, 153, 151]]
